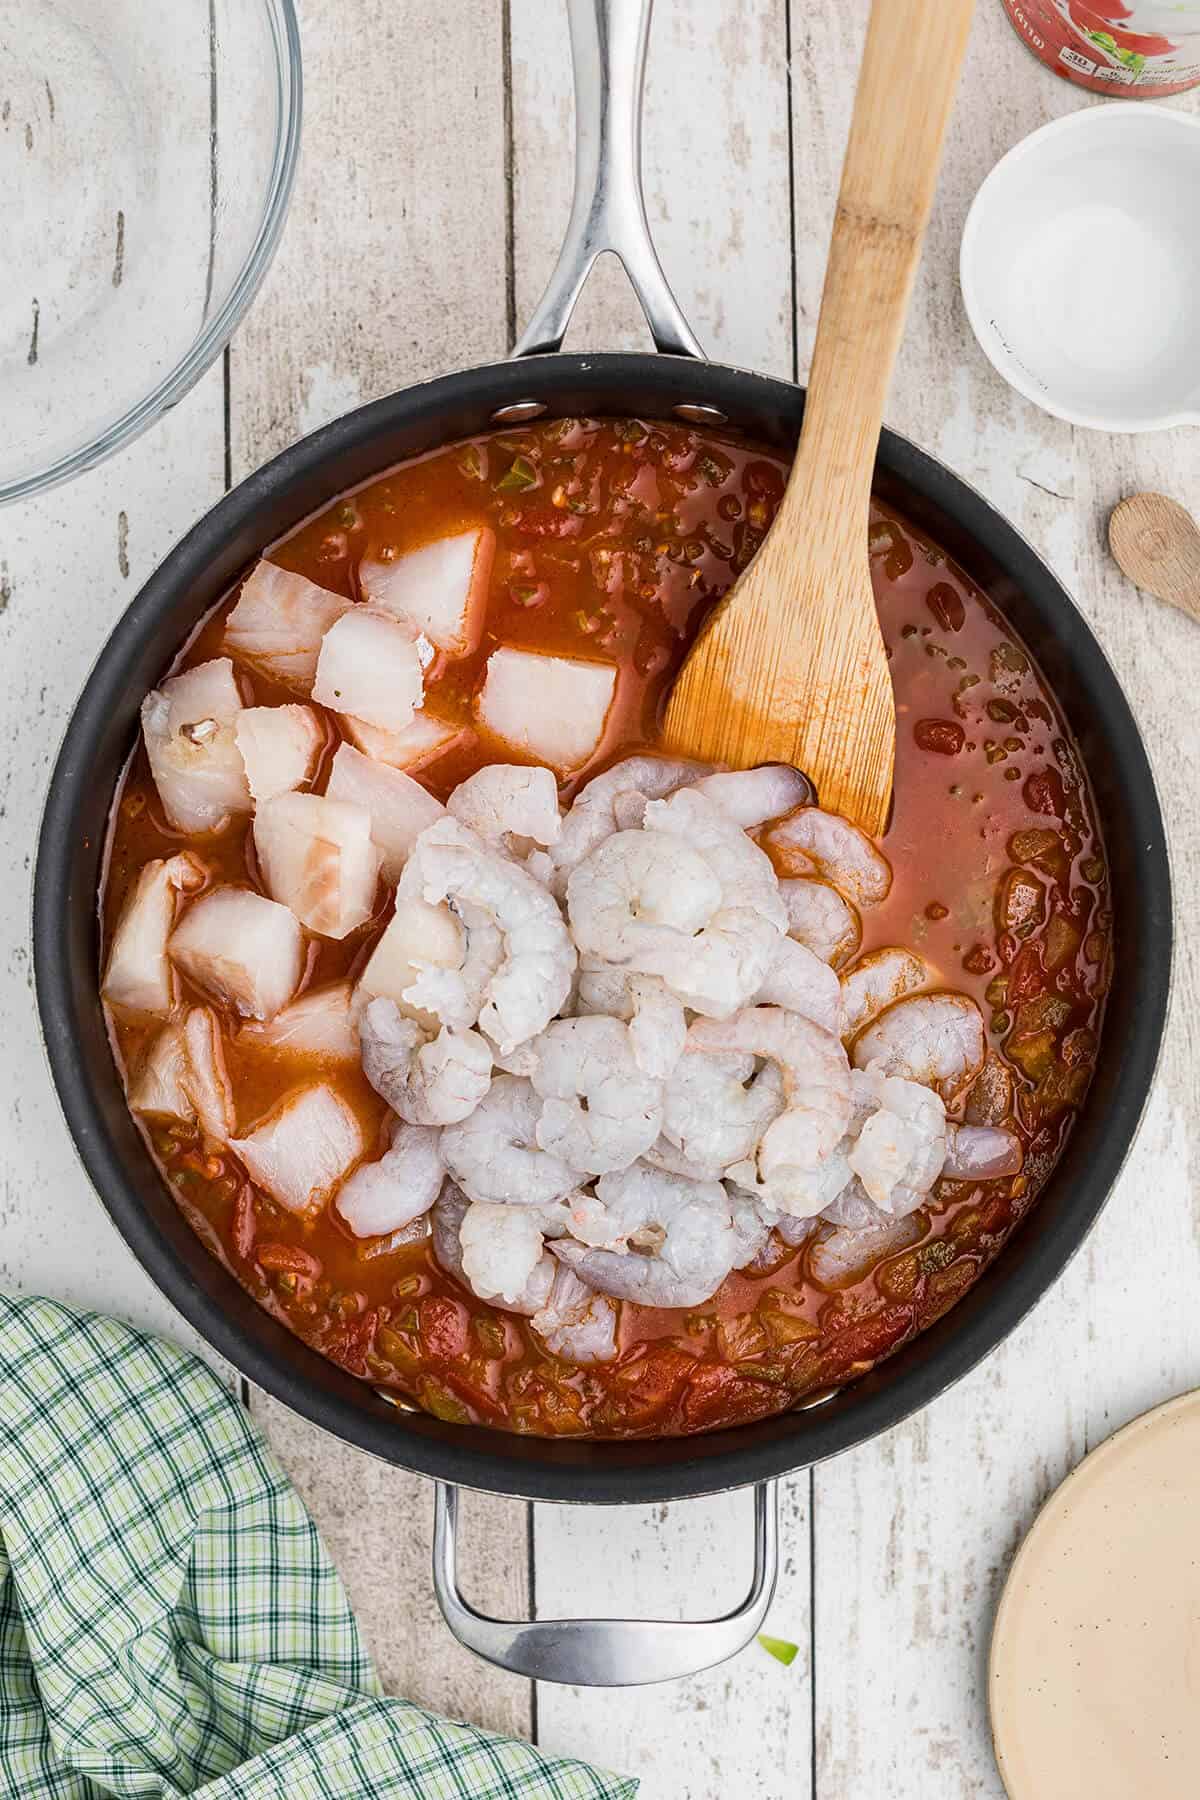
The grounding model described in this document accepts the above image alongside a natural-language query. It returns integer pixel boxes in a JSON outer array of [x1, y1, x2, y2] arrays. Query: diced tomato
[[257, 1241, 322, 1279], [679, 1361, 783, 1433], [1007, 941, 1047, 1007], [419, 1294, 469, 1362], [610, 1344, 695, 1427], [322, 1308, 379, 1376]]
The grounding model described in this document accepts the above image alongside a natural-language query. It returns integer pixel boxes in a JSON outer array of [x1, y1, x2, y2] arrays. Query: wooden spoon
[[1109, 491, 1200, 625], [661, 0, 975, 837]]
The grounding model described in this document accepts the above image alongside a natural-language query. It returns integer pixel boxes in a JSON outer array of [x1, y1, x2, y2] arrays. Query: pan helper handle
[[512, 0, 702, 359], [432, 1478, 779, 1686]]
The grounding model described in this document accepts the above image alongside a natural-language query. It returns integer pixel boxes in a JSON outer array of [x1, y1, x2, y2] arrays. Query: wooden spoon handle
[[785, 0, 975, 543]]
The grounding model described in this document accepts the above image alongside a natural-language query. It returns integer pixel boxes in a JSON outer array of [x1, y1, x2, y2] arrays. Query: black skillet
[[33, 0, 1171, 1686]]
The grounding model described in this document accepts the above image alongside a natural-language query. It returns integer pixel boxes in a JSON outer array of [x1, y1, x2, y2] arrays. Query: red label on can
[[1001, 0, 1200, 93]]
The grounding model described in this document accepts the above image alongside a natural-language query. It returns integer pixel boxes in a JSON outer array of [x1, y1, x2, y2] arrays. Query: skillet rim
[[32, 351, 1173, 1503]]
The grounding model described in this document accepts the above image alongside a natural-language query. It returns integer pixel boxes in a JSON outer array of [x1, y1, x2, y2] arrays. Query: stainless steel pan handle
[[512, 0, 702, 359], [432, 1478, 778, 1686]]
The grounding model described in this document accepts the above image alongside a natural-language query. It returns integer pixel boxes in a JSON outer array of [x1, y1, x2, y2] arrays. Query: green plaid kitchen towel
[[0, 1294, 636, 1800]]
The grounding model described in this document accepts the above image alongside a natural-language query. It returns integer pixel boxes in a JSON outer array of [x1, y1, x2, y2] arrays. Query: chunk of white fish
[[335, 1119, 444, 1237], [344, 708, 471, 772], [234, 704, 324, 804], [102, 852, 206, 1016], [168, 884, 303, 1020], [141, 657, 251, 834], [230, 1083, 365, 1214], [325, 742, 446, 884], [355, 895, 465, 1032], [361, 527, 494, 657], [127, 1005, 235, 1145], [312, 607, 424, 732], [476, 645, 616, 774], [223, 560, 350, 693], [253, 791, 381, 938], [239, 979, 359, 1062]]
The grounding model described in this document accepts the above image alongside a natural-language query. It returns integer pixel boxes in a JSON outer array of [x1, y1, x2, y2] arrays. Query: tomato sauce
[[102, 418, 1109, 1438]]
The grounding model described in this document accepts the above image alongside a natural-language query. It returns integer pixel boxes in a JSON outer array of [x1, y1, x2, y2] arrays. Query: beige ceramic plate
[[990, 1389, 1200, 1799]]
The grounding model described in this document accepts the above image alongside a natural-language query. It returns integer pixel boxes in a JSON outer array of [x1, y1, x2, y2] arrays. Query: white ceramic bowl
[[960, 104, 1200, 433]]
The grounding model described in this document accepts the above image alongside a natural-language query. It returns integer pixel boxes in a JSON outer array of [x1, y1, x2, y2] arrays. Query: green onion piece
[[757, 1633, 799, 1667], [497, 454, 538, 492]]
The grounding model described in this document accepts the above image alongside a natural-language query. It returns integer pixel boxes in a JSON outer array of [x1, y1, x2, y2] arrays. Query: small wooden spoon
[[1109, 491, 1200, 625], [661, 0, 975, 837]]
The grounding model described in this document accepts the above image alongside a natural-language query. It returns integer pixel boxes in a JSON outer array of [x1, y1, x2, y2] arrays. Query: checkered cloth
[[0, 1294, 636, 1800]]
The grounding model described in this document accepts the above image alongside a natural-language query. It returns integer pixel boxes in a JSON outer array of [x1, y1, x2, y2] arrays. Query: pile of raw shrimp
[[345, 756, 1024, 1366]]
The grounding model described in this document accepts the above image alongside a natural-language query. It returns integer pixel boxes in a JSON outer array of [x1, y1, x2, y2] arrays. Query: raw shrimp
[[853, 992, 986, 1109], [549, 754, 708, 889], [568, 789, 785, 1017], [551, 1162, 740, 1307], [846, 1067, 946, 1215], [530, 1264, 617, 1364], [440, 1073, 582, 1206], [574, 963, 686, 1079], [446, 763, 562, 850], [694, 1007, 853, 1215], [754, 936, 844, 1034], [942, 1122, 1023, 1180], [359, 996, 492, 1126], [398, 817, 575, 1053], [762, 807, 892, 906], [399, 900, 504, 1035], [779, 877, 861, 969], [335, 1118, 444, 1238], [662, 1041, 785, 1177], [460, 1202, 550, 1306], [840, 947, 930, 1040], [689, 764, 812, 829], [530, 1015, 663, 1174], [808, 1212, 925, 1290]]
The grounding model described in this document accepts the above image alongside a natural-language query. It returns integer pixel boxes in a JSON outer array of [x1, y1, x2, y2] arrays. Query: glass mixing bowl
[[0, 0, 301, 504]]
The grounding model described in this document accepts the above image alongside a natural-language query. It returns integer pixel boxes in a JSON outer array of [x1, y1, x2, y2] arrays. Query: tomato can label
[[1001, 0, 1200, 93]]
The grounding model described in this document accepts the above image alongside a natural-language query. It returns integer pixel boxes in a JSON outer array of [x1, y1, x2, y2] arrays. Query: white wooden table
[[3, 4, 1198, 1794]]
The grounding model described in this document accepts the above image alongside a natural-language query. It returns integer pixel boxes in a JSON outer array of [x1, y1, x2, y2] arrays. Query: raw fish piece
[[235, 704, 324, 804], [239, 980, 358, 1062], [475, 646, 616, 774], [168, 885, 303, 1020], [223, 560, 349, 693], [230, 1084, 364, 1214], [343, 709, 470, 772], [312, 608, 423, 732], [141, 658, 250, 833], [127, 1005, 235, 1145], [103, 853, 206, 1016], [325, 742, 445, 883], [361, 527, 494, 656], [253, 791, 381, 938], [355, 895, 465, 1032]]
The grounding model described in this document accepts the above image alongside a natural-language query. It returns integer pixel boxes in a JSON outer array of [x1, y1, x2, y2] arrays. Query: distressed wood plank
[[511, 5, 812, 1792], [229, 0, 510, 465], [799, 6, 1200, 1796], [251, 1393, 531, 1734], [532, 1481, 812, 1799], [231, 0, 531, 1739]]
